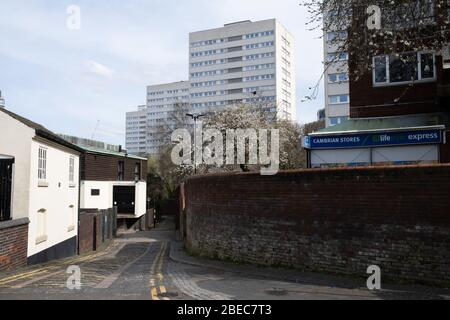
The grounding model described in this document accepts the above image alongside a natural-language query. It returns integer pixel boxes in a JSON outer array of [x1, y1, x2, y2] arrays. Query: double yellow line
[[0, 250, 107, 287], [150, 242, 169, 300]]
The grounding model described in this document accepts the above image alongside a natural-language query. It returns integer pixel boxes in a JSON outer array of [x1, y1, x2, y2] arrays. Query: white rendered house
[[57, 136, 148, 220], [0, 108, 81, 266]]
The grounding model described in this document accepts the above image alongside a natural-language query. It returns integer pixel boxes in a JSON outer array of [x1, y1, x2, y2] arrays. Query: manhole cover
[[265, 288, 288, 296], [159, 292, 179, 298]]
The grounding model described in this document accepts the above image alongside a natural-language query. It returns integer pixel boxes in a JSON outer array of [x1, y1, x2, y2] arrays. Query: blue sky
[[0, 0, 324, 145]]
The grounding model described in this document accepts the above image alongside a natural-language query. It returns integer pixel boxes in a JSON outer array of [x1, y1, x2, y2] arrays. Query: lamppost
[[185, 113, 205, 174]]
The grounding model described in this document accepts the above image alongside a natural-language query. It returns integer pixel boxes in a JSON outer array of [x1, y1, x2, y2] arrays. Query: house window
[[68, 204, 76, 232], [36, 209, 47, 244], [329, 95, 349, 105], [373, 52, 436, 85], [91, 189, 100, 196], [69, 156, 75, 183], [118, 161, 124, 181], [38, 147, 47, 180], [0, 158, 14, 222], [134, 163, 141, 182]]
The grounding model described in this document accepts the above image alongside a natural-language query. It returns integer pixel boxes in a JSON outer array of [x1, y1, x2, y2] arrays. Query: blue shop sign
[[304, 129, 443, 149]]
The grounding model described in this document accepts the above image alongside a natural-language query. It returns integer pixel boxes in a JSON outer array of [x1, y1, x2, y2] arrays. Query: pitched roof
[[0, 107, 83, 152]]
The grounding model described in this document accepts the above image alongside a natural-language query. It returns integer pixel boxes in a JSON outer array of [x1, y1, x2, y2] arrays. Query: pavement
[[0, 216, 449, 300]]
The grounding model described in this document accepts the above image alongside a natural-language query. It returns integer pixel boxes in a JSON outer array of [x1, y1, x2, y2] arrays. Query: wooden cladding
[[81, 153, 147, 182]]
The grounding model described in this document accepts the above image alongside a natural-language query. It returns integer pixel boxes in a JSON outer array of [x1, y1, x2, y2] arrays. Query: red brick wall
[[0, 219, 29, 272], [81, 153, 147, 182], [184, 165, 450, 286]]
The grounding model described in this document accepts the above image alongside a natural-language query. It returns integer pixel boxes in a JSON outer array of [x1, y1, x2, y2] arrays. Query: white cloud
[[86, 60, 115, 77]]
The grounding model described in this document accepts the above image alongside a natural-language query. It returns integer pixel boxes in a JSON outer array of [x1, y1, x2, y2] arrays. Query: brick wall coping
[[186, 163, 450, 182], [0, 218, 30, 231]]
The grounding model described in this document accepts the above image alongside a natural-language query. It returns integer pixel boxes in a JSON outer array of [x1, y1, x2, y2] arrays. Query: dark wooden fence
[[79, 208, 117, 255]]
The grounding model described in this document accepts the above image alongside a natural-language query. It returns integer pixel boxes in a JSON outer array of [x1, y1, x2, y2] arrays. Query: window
[[118, 161, 124, 181], [244, 41, 274, 50], [68, 204, 76, 232], [373, 52, 436, 85], [282, 68, 291, 78], [374, 56, 388, 83], [0, 158, 13, 222], [329, 116, 349, 126], [91, 189, 100, 196], [36, 209, 47, 244], [38, 147, 47, 180], [327, 31, 348, 42], [243, 74, 274, 82], [328, 73, 349, 83], [69, 156, 75, 183], [244, 30, 274, 39], [327, 52, 348, 62], [329, 95, 349, 104], [281, 36, 291, 47], [134, 163, 141, 182]]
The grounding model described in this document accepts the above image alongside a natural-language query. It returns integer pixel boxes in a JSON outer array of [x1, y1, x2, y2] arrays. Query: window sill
[[67, 225, 75, 232], [328, 80, 349, 84], [38, 181, 49, 188], [35, 235, 48, 245], [373, 78, 436, 88]]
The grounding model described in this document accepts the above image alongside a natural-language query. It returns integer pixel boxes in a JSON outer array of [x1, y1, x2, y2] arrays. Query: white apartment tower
[[189, 19, 296, 120], [126, 19, 296, 155], [126, 81, 190, 155], [323, 30, 350, 127], [125, 105, 148, 155]]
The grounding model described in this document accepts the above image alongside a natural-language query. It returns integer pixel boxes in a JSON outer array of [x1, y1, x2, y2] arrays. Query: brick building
[[304, 1, 450, 168], [60, 135, 148, 230]]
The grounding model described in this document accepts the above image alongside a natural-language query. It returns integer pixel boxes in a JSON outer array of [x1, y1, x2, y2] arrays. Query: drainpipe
[[76, 154, 82, 255]]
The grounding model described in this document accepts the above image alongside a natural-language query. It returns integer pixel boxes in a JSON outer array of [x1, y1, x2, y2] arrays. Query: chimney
[[118, 145, 122, 153], [0, 91, 5, 108]]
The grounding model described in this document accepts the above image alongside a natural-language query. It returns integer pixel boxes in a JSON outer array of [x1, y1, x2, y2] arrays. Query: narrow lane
[[0, 216, 448, 300]]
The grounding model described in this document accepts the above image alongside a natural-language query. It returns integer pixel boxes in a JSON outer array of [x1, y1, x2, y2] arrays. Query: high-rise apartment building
[[125, 105, 148, 154], [126, 81, 190, 155], [323, 30, 350, 127], [189, 19, 296, 120], [126, 19, 296, 156]]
